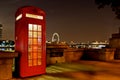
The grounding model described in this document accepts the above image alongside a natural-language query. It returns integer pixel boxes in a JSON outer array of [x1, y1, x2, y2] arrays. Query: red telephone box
[[15, 6, 46, 77]]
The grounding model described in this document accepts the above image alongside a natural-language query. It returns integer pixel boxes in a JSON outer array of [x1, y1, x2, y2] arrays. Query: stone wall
[[46, 43, 116, 64], [46, 49, 65, 65], [109, 30, 120, 59], [109, 38, 120, 48], [0, 59, 13, 79], [82, 49, 100, 60], [0, 52, 18, 79], [114, 49, 120, 59], [99, 48, 115, 61], [64, 48, 84, 62], [82, 48, 115, 61], [49, 57, 65, 64], [46, 43, 68, 65]]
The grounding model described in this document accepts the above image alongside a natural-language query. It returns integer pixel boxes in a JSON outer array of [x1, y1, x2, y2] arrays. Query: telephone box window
[[38, 25, 42, 31], [16, 14, 22, 21], [28, 24, 42, 66], [26, 13, 43, 20], [33, 24, 37, 31]]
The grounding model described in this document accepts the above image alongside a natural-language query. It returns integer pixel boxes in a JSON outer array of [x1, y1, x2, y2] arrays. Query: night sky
[[0, 0, 120, 42]]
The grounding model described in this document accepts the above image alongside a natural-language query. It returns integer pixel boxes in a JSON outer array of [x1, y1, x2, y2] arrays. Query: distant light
[[16, 14, 22, 21], [26, 13, 43, 20], [0, 40, 15, 52]]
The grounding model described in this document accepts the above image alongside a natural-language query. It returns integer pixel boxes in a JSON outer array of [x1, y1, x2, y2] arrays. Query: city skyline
[[0, 0, 120, 42]]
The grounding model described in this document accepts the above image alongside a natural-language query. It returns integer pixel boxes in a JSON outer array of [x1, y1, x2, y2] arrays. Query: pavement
[[12, 60, 120, 80]]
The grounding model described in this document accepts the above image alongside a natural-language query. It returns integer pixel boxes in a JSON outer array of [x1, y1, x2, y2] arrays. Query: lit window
[[33, 38, 38, 44], [26, 13, 43, 20], [28, 24, 42, 66], [38, 38, 42, 43], [38, 32, 42, 39], [29, 31, 32, 37], [28, 39, 32, 44], [16, 14, 22, 21], [38, 25, 42, 31], [38, 59, 41, 65], [33, 53, 38, 59], [29, 24, 33, 30], [28, 53, 32, 59], [33, 24, 37, 31], [33, 32, 37, 38], [33, 59, 37, 66]]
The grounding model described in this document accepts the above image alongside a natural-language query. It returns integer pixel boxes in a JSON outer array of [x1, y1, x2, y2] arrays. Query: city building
[[0, 24, 3, 39], [69, 41, 108, 49], [0, 40, 15, 52], [109, 27, 120, 59]]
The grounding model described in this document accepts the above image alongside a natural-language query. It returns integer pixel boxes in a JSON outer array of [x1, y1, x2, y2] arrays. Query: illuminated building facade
[[69, 41, 108, 49], [15, 6, 46, 77], [0, 40, 14, 52]]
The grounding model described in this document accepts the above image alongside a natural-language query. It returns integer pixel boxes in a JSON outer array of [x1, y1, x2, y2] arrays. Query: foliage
[[95, 0, 120, 19]]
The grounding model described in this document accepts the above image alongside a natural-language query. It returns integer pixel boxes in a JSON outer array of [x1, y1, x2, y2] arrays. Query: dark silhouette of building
[[109, 27, 120, 59], [0, 24, 3, 39]]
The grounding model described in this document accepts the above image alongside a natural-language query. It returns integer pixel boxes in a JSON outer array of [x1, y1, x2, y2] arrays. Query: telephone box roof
[[15, 6, 45, 17]]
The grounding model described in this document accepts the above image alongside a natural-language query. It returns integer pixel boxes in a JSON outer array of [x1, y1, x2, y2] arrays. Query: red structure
[[15, 6, 46, 77]]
